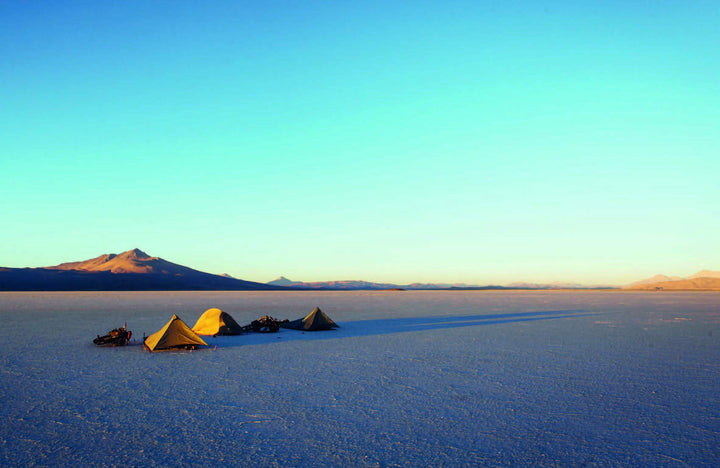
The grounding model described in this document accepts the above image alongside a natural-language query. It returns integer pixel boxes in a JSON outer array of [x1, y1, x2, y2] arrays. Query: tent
[[192, 308, 244, 336], [144, 314, 208, 351], [280, 307, 339, 331]]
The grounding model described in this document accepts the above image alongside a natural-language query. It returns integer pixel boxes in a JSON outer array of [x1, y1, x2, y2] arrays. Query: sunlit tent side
[[192, 308, 244, 336], [144, 314, 208, 351], [280, 307, 339, 331]]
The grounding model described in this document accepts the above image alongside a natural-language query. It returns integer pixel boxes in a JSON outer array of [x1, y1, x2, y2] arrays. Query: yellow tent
[[192, 308, 244, 336], [144, 314, 208, 351]]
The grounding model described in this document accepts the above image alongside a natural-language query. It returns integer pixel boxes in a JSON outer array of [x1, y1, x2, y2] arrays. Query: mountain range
[[266, 276, 506, 290], [0, 249, 283, 291], [623, 271, 720, 291], [1, 249, 718, 291], [269, 272, 720, 291], [267, 277, 615, 291]]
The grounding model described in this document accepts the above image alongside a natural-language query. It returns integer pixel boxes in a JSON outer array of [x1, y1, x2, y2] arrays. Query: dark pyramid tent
[[280, 307, 339, 331], [144, 314, 208, 351], [192, 308, 244, 336]]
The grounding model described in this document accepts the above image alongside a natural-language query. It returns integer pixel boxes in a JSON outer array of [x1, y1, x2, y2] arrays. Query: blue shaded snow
[[1, 291, 718, 466]]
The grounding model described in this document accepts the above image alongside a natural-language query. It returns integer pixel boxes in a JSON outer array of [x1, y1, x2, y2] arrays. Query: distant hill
[[624, 270, 720, 291], [626, 277, 720, 291], [0, 249, 285, 291], [268, 276, 297, 287], [267, 277, 476, 290], [505, 281, 614, 290], [267, 275, 623, 290], [266, 277, 586, 290], [688, 270, 720, 279], [267, 277, 407, 290], [626, 274, 684, 287], [49, 248, 201, 275]]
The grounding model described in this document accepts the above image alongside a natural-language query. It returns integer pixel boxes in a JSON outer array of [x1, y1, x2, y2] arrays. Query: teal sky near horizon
[[2, 1, 719, 285]]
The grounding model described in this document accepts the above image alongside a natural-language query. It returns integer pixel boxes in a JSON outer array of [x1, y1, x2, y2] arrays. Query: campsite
[[1, 290, 718, 467], [138, 307, 337, 351]]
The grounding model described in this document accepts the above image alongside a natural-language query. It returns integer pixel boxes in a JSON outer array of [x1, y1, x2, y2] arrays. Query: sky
[[1, 1, 719, 285]]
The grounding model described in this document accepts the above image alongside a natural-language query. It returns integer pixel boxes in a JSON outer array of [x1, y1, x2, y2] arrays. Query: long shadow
[[204, 309, 596, 349]]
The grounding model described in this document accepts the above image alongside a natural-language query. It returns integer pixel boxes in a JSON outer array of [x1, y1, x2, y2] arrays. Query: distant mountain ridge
[[49, 248, 198, 275], [267, 277, 401, 290], [0, 249, 284, 291], [266, 277, 492, 290], [505, 281, 614, 289], [624, 270, 720, 291], [626, 274, 684, 287], [688, 270, 720, 279], [266, 277, 608, 290], [2, 251, 716, 291]]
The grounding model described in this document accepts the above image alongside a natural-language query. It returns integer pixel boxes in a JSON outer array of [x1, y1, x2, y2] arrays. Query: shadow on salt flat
[[206, 309, 596, 348]]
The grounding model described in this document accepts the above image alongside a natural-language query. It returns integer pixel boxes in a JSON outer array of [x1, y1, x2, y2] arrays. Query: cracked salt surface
[[1, 290, 718, 467]]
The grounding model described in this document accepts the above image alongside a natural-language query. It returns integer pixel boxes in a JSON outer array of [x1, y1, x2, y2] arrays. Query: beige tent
[[144, 314, 208, 351], [280, 307, 339, 331], [192, 308, 244, 336]]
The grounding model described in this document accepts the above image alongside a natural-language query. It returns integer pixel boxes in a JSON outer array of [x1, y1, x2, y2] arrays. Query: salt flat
[[1, 291, 718, 467]]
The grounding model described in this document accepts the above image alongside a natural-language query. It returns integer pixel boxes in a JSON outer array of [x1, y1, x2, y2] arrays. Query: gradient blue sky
[[2, 1, 718, 285]]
